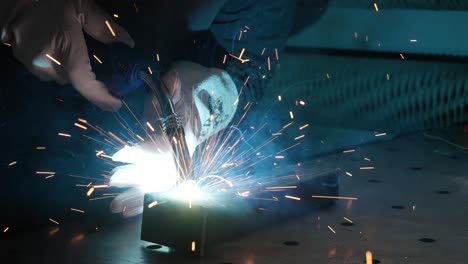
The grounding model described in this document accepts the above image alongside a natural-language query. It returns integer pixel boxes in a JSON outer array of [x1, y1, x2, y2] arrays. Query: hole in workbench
[[419, 238, 436, 243], [283, 241, 299, 246], [146, 245, 162, 250], [341, 222, 355, 227], [391, 205, 405, 210], [363, 259, 381, 264], [368, 179, 381, 183], [386, 147, 399, 152], [436, 190, 451, 195]]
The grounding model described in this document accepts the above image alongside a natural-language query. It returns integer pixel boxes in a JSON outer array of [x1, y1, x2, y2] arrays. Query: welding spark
[[266, 186, 297, 190], [2, 42, 12, 46], [148, 66, 153, 75], [74, 123, 87, 130], [148, 201, 159, 208], [3, 227, 9, 233], [36, 146, 46, 150], [342, 149, 355, 153], [360, 167, 374, 170], [105, 20, 116, 37], [281, 122, 293, 130], [289, 111, 294, 119], [78, 118, 88, 123], [346, 172, 353, 177], [239, 48, 246, 60], [8, 161, 17, 167], [364, 157, 371, 161], [278, 95, 282, 101], [70, 208, 85, 213], [275, 48, 279, 60], [343, 217, 353, 223], [49, 218, 60, 225], [46, 54, 61, 65], [299, 124, 309, 130], [96, 150, 104, 157], [93, 55, 103, 64], [93, 185, 108, 189], [58, 133, 71, 138], [45, 175, 55, 179], [373, 3, 379, 11], [312, 195, 358, 200], [36, 171, 55, 175], [294, 135, 305, 141], [87, 187, 95, 197], [400, 53, 405, 60], [387, 73, 390, 80], [146, 122, 155, 132], [156, 53, 160, 62], [191, 241, 196, 252], [366, 251, 373, 264], [238, 191, 250, 197], [285, 195, 301, 201], [328, 225, 336, 234], [375, 133, 387, 137], [113, 14, 119, 18]]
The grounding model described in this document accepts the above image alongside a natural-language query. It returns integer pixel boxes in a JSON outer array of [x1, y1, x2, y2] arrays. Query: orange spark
[[86, 187, 95, 197], [105, 20, 116, 37], [46, 54, 61, 65], [93, 55, 103, 64], [294, 135, 305, 141], [74, 123, 87, 130], [366, 251, 373, 264], [285, 195, 301, 201]]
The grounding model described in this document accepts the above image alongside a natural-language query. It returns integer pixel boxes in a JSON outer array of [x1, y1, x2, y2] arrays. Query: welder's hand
[[0, 0, 134, 111], [143, 61, 239, 154]]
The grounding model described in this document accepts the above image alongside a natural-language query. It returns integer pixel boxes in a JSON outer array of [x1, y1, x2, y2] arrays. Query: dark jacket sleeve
[[210, 0, 297, 105]]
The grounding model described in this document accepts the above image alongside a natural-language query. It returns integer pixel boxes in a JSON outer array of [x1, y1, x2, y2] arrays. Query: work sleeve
[[0, 0, 28, 43], [210, 0, 298, 105]]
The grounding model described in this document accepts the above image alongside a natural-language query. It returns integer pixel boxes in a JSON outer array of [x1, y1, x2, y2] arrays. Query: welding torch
[[139, 71, 193, 181], [92, 44, 193, 181]]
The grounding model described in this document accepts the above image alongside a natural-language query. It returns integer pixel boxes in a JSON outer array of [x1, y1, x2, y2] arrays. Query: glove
[[143, 61, 239, 155], [0, 0, 135, 111]]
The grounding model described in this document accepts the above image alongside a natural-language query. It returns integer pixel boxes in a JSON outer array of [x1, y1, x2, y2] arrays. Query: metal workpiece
[[141, 169, 339, 256]]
